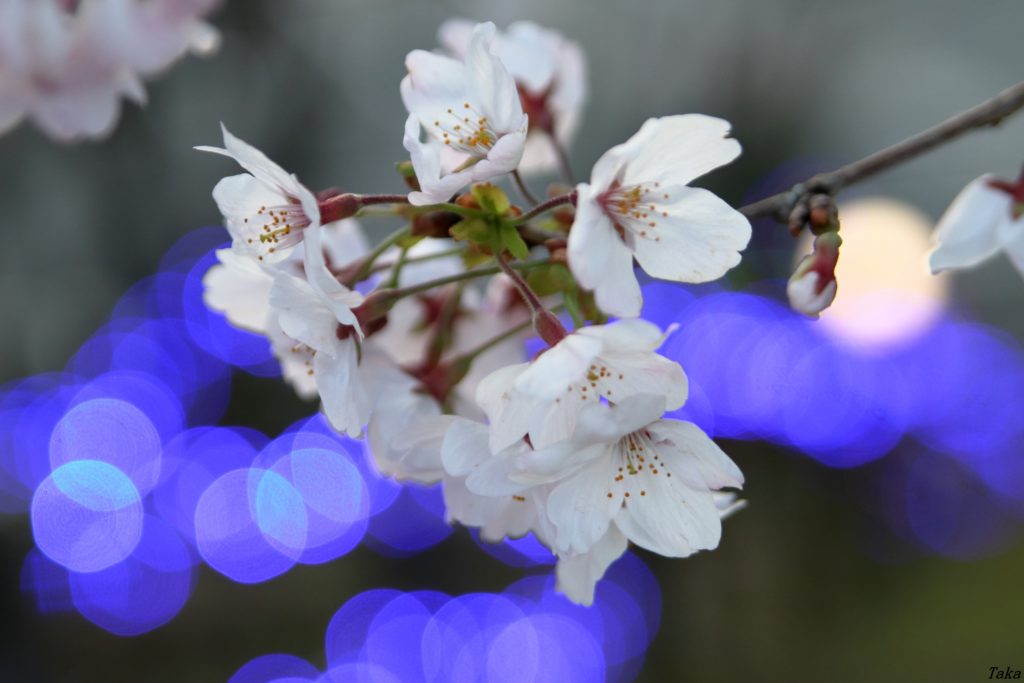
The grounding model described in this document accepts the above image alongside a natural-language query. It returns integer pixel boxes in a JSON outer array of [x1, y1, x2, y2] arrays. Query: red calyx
[[517, 84, 556, 135], [987, 166, 1024, 219], [809, 233, 841, 295], [319, 193, 361, 224]]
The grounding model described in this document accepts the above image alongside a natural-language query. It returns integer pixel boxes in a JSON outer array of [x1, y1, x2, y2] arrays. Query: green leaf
[[563, 286, 584, 328], [450, 218, 493, 244], [499, 222, 530, 260], [471, 183, 511, 216], [527, 264, 575, 297]]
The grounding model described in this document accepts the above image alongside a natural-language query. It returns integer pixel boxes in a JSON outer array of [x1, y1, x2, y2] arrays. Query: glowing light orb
[[801, 197, 949, 350], [269, 447, 369, 564], [49, 398, 163, 496], [31, 460, 144, 572], [194, 468, 303, 583], [70, 515, 195, 635], [228, 654, 320, 683]]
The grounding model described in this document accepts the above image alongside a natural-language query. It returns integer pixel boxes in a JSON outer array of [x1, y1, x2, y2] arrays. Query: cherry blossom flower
[[514, 395, 742, 560], [0, 0, 218, 141], [929, 170, 1024, 277], [401, 21, 528, 205], [196, 125, 325, 265], [475, 319, 687, 453], [438, 19, 585, 175], [568, 115, 752, 317], [441, 395, 743, 605]]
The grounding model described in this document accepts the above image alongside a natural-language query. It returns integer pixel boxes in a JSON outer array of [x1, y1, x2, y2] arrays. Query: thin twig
[[549, 135, 576, 184], [512, 170, 540, 206], [387, 258, 549, 300], [496, 254, 545, 315], [514, 192, 575, 224], [370, 245, 466, 274], [739, 80, 1024, 221]]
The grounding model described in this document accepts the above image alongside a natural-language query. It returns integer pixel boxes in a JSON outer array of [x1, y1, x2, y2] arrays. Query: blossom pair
[[433, 319, 744, 604], [402, 21, 753, 318]]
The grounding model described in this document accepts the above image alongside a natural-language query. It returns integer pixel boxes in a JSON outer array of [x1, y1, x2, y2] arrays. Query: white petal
[[270, 273, 338, 352], [622, 114, 742, 186], [301, 222, 363, 330], [468, 127, 527, 181], [1000, 227, 1024, 279], [567, 187, 643, 317], [515, 334, 602, 400], [575, 318, 664, 350], [614, 463, 722, 558], [475, 363, 535, 453], [546, 454, 621, 554], [265, 318, 317, 399], [437, 18, 475, 56], [929, 176, 1010, 273], [574, 395, 666, 447], [441, 418, 492, 477], [401, 50, 467, 116], [647, 419, 744, 490], [631, 186, 751, 283], [555, 526, 628, 606], [214, 124, 307, 199], [202, 249, 273, 332], [464, 22, 523, 133], [314, 340, 368, 438], [786, 270, 836, 318]]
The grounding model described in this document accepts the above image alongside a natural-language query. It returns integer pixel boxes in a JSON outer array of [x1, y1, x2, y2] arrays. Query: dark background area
[[1, 1, 1023, 681]]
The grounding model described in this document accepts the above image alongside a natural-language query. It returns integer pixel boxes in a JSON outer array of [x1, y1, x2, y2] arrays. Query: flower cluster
[[201, 20, 751, 603], [0, 0, 219, 141]]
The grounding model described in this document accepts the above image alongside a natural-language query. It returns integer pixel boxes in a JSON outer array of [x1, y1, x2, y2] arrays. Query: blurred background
[[2, 0, 1024, 681]]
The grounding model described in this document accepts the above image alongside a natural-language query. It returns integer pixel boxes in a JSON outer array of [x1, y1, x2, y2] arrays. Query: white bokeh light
[[798, 197, 950, 351]]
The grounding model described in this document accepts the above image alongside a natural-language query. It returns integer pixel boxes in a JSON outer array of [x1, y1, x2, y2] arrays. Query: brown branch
[[739, 80, 1024, 221]]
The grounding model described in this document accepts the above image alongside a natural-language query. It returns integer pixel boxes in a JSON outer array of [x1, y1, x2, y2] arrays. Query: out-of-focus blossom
[[475, 319, 686, 452], [788, 230, 841, 318], [0, 0, 219, 141], [366, 273, 532, 481], [929, 170, 1024, 277], [364, 361, 454, 483], [203, 219, 368, 398], [269, 269, 368, 437], [441, 417, 554, 543], [569, 115, 751, 317], [401, 21, 528, 205], [438, 19, 585, 175]]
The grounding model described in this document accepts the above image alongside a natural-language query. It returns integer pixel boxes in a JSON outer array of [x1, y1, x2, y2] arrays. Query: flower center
[[561, 360, 626, 404], [244, 203, 310, 261], [604, 430, 665, 502], [598, 182, 670, 243], [433, 102, 498, 157]]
